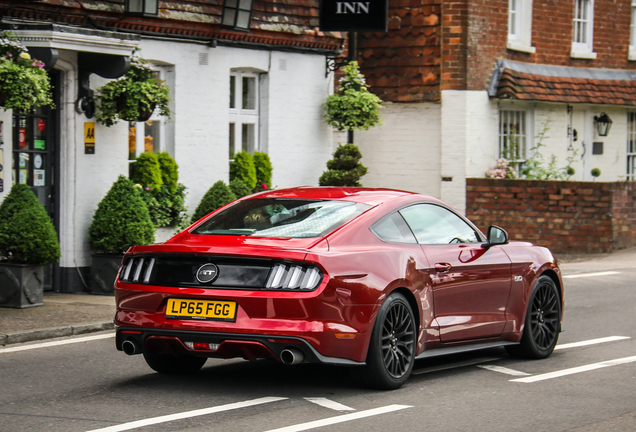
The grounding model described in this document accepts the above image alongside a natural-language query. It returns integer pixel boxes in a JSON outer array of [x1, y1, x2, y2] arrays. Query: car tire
[[143, 351, 207, 374], [506, 275, 561, 359], [363, 292, 416, 390]]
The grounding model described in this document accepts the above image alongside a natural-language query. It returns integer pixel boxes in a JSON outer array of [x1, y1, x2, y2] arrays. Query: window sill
[[629, 48, 636, 61], [506, 41, 536, 54], [570, 50, 597, 60]]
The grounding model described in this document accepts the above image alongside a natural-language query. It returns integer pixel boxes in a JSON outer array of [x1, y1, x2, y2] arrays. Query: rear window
[[192, 199, 370, 238]]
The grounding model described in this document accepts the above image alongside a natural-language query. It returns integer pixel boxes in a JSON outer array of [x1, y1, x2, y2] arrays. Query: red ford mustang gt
[[114, 187, 563, 389]]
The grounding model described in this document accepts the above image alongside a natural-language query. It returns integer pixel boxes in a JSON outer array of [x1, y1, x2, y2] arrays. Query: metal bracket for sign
[[326, 56, 349, 77]]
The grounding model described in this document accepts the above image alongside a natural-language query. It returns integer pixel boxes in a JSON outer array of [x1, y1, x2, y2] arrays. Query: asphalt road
[[1, 268, 635, 432]]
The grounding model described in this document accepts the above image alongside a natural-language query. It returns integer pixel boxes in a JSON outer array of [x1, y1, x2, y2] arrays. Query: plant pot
[[0, 263, 44, 308], [116, 96, 155, 122], [90, 254, 124, 295]]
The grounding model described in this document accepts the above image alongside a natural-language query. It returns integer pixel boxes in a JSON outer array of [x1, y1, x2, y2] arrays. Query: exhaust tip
[[280, 347, 304, 365], [122, 339, 139, 356]]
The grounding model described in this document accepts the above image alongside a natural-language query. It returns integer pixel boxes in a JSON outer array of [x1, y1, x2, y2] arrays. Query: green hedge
[[0, 184, 60, 265], [191, 181, 237, 223], [229, 152, 257, 190], [89, 176, 155, 254]]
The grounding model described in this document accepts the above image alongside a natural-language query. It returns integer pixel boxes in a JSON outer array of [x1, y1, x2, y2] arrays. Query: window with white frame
[[127, 65, 175, 168], [630, 0, 636, 60], [229, 70, 260, 159], [507, 0, 535, 53], [571, 0, 596, 58], [628, 112, 636, 180], [499, 109, 528, 173]]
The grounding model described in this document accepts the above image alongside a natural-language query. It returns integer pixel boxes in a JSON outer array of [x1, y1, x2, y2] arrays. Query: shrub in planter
[[158, 152, 178, 194], [230, 178, 252, 199], [0, 184, 60, 308], [253, 151, 273, 191], [191, 181, 237, 223], [229, 152, 257, 190], [88, 176, 155, 294], [130, 152, 163, 190], [319, 143, 368, 187]]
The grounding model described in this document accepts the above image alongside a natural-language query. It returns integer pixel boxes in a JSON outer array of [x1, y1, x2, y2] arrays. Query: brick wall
[[450, 0, 636, 91], [466, 178, 636, 254]]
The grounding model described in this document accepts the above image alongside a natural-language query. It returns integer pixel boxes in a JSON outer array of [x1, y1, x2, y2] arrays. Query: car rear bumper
[[116, 327, 365, 366]]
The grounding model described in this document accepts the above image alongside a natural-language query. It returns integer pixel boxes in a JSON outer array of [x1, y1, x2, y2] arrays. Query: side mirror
[[483, 225, 509, 249]]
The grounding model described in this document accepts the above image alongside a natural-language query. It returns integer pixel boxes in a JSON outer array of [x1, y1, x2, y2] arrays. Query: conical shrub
[[0, 184, 60, 265], [191, 181, 237, 223], [319, 143, 368, 186], [88, 175, 155, 254]]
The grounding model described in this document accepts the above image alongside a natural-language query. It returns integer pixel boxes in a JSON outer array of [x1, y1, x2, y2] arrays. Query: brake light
[[265, 264, 322, 291]]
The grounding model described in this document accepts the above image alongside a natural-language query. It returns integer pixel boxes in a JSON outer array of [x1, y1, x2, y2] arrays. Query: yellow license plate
[[166, 298, 237, 322]]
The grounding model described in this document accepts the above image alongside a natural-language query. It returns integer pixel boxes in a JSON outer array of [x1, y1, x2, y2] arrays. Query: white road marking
[[555, 336, 631, 350], [263, 405, 412, 432], [510, 356, 636, 383], [85, 397, 287, 432], [304, 398, 355, 411], [562, 271, 620, 279], [411, 357, 500, 375], [477, 365, 531, 376], [0, 333, 115, 354]]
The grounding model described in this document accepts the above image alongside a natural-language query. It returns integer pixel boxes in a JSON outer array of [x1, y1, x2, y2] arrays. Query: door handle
[[435, 263, 452, 272]]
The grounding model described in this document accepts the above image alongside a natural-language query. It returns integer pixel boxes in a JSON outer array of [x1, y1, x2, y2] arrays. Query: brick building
[[351, 0, 636, 213], [0, 0, 345, 292]]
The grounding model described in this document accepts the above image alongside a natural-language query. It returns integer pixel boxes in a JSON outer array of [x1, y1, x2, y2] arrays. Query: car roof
[[249, 186, 428, 207]]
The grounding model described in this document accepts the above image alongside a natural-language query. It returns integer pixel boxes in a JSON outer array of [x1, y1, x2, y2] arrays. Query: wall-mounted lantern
[[125, 0, 159, 16], [221, 0, 253, 31], [593, 112, 613, 137]]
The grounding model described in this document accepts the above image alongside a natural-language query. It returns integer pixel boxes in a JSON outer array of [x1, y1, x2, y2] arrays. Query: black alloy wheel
[[506, 275, 561, 359], [364, 292, 416, 389]]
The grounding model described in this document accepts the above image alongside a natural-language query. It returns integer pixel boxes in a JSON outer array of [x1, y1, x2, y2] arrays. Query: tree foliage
[[230, 178, 252, 199], [130, 152, 163, 190], [229, 151, 257, 190], [319, 143, 368, 186], [191, 181, 237, 223], [0, 184, 60, 265], [88, 176, 155, 254], [253, 151, 273, 190], [324, 61, 383, 132]]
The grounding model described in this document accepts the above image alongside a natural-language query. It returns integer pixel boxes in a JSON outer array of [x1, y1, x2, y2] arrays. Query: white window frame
[[507, 0, 535, 54], [571, 0, 597, 59], [229, 69, 260, 159], [630, 0, 636, 61], [498, 107, 534, 174], [628, 112, 636, 180], [128, 65, 175, 162]]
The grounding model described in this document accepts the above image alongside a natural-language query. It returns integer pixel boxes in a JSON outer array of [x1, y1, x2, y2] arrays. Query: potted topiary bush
[[88, 175, 155, 294], [319, 143, 368, 186], [229, 152, 257, 191], [253, 151, 273, 192], [191, 181, 237, 223], [0, 184, 60, 308], [229, 178, 252, 199], [94, 51, 171, 127], [324, 61, 383, 143]]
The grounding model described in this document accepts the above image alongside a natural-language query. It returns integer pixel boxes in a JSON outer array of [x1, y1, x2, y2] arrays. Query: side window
[[371, 212, 417, 244], [399, 204, 480, 245]]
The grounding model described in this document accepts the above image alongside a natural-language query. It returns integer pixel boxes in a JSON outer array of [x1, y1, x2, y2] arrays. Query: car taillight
[[265, 264, 322, 291], [120, 256, 155, 283]]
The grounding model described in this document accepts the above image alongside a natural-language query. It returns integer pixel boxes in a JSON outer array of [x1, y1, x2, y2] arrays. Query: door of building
[[11, 71, 60, 291]]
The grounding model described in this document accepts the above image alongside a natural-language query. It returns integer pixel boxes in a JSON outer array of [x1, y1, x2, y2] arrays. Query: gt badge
[[196, 263, 219, 284], [514, 276, 523, 282]]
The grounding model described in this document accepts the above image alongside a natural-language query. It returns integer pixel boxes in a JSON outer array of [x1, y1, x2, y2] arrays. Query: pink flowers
[[261, 183, 268, 190], [485, 158, 516, 179]]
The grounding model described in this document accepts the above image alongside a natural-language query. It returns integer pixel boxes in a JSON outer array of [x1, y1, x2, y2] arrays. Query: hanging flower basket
[[95, 52, 171, 127], [0, 32, 54, 112]]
